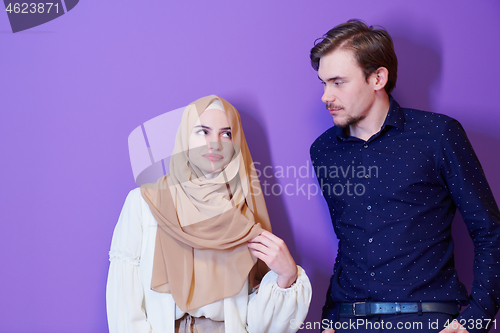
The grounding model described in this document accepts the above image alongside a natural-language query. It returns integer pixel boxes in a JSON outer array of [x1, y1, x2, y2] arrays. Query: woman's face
[[188, 108, 234, 178]]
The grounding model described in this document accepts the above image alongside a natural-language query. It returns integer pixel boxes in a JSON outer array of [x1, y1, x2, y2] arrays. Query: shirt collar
[[336, 96, 405, 141], [383, 96, 405, 132]]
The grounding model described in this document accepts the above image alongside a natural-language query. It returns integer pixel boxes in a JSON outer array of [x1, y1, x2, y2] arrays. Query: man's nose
[[321, 86, 335, 104]]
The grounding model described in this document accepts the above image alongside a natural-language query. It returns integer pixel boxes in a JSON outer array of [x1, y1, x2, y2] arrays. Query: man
[[309, 20, 500, 333]]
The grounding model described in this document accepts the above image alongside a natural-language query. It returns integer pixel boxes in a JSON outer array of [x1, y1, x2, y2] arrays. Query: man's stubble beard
[[327, 104, 365, 129]]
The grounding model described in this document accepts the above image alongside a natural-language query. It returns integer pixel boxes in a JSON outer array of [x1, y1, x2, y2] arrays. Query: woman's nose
[[208, 142, 222, 151], [207, 136, 223, 150]]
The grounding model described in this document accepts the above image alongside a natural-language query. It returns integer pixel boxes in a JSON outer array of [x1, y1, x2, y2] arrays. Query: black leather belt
[[339, 302, 459, 317]]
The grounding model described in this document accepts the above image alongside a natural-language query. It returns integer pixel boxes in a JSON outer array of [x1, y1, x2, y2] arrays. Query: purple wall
[[1, 1, 499, 332]]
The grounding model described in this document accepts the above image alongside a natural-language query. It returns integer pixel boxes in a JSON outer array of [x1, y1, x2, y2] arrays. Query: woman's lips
[[203, 153, 223, 161]]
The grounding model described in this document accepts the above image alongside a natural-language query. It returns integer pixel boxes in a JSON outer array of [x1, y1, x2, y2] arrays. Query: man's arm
[[439, 119, 500, 333]]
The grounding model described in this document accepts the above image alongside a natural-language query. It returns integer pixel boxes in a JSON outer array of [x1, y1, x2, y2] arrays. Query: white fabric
[[205, 99, 225, 111], [106, 188, 312, 333]]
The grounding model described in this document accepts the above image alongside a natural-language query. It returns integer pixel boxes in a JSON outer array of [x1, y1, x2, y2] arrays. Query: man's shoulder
[[310, 126, 338, 155], [399, 106, 461, 135], [390, 107, 462, 142]]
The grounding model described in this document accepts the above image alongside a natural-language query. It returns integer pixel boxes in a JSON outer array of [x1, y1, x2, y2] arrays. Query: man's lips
[[328, 108, 343, 115], [203, 153, 223, 161], [326, 103, 344, 115]]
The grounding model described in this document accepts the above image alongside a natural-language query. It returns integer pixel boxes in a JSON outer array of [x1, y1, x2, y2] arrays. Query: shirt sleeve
[[106, 189, 153, 333], [439, 119, 500, 333], [246, 265, 312, 333]]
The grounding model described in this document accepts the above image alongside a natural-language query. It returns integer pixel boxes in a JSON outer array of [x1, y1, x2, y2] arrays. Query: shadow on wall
[[391, 35, 442, 112]]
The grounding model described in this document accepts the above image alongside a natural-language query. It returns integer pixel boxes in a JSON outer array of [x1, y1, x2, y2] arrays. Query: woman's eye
[[221, 132, 232, 138], [196, 129, 208, 135]]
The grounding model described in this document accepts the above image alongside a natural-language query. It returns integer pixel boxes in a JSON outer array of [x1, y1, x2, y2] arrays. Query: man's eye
[[335, 81, 344, 86]]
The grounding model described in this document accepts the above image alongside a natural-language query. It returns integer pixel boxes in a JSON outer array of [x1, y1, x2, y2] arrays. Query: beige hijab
[[140, 95, 271, 312]]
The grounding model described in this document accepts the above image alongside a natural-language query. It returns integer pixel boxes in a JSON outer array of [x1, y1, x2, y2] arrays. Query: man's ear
[[371, 67, 389, 91]]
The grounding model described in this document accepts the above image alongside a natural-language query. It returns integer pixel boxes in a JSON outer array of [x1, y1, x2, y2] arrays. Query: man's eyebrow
[[319, 75, 344, 82]]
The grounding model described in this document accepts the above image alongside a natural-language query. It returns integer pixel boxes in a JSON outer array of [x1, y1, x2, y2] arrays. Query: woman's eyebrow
[[193, 125, 231, 131], [193, 125, 211, 130]]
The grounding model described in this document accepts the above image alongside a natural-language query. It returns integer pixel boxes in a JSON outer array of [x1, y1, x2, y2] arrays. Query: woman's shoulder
[[127, 187, 142, 199], [119, 187, 150, 219], [124, 187, 150, 204]]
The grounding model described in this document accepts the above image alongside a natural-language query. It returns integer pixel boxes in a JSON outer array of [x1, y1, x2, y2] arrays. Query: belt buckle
[[352, 302, 365, 316]]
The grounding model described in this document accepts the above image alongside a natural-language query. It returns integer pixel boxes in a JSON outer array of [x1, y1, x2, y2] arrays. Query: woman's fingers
[[247, 242, 271, 256], [249, 231, 279, 250], [248, 231, 298, 288], [258, 230, 282, 242]]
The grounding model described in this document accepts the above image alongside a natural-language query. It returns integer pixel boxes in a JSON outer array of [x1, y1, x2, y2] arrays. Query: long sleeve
[[106, 189, 153, 333], [247, 266, 312, 333], [440, 119, 500, 333]]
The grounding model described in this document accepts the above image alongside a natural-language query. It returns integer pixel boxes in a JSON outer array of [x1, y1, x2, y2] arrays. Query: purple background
[[1, 1, 499, 332]]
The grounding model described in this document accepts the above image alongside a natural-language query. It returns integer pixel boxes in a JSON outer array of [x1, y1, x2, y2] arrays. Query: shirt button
[[365, 174, 370, 178], [370, 272, 375, 277], [368, 238, 373, 243], [363, 143, 369, 148], [367, 205, 372, 210]]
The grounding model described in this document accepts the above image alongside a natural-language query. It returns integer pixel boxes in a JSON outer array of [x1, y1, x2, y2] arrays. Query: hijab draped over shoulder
[[140, 95, 271, 312]]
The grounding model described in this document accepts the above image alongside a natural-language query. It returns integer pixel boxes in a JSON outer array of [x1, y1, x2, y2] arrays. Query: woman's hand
[[248, 230, 298, 288]]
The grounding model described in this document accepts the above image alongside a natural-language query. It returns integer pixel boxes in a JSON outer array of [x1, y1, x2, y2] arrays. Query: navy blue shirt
[[310, 97, 500, 332]]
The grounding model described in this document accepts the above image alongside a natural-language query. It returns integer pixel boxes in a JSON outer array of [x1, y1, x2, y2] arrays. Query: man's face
[[318, 48, 377, 128]]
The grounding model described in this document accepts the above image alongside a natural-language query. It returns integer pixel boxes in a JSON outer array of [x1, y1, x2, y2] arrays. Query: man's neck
[[348, 94, 391, 141]]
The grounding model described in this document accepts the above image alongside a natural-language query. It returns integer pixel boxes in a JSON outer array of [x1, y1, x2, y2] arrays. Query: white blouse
[[106, 188, 312, 333]]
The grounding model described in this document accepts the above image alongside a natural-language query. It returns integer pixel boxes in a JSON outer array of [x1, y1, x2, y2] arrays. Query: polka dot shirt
[[310, 97, 500, 324]]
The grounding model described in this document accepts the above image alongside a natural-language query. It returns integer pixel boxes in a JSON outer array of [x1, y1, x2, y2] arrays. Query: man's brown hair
[[310, 19, 398, 94]]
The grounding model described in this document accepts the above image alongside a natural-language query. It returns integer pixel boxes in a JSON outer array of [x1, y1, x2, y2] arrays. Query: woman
[[106, 95, 312, 332]]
